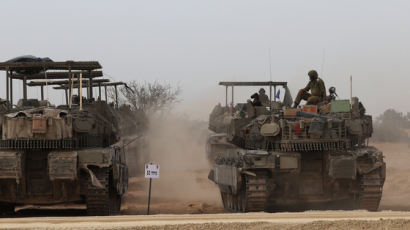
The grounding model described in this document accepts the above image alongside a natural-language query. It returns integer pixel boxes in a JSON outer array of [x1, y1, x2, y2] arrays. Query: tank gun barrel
[[296, 110, 341, 122]]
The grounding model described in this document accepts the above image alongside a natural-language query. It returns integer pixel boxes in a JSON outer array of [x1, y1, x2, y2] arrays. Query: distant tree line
[[372, 109, 410, 142]]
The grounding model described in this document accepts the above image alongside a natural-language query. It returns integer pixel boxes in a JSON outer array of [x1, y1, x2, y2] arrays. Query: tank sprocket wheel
[[0, 203, 15, 216], [86, 167, 122, 216], [358, 167, 384, 211]]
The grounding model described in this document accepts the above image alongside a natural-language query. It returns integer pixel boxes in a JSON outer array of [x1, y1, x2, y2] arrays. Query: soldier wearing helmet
[[258, 88, 270, 106], [327, 86, 338, 102], [293, 70, 327, 108]]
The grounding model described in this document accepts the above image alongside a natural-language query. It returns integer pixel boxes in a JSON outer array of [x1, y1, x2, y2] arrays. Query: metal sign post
[[145, 163, 160, 215]]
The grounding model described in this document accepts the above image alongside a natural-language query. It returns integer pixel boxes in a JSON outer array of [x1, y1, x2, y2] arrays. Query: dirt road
[[2, 211, 410, 229], [375, 142, 410, 211]]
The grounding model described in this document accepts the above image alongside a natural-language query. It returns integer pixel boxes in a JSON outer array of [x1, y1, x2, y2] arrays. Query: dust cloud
[[376, 142, 410, 211], [122, 113, 223, 214], [144, 114, 213, 201]]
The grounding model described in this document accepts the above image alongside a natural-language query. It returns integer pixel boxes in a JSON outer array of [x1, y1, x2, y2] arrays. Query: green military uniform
[[258, 88, 270, 107], [259, 93, 270, 106], [294, 77, 326, 105]]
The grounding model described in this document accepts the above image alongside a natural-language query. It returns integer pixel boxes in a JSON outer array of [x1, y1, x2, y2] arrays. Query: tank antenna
[[269, 48, 272, 81], [45, 70, 49, 101], [79, 73, 83, 111], [69, 74, 74, 109], [320, 49, 325, 77], [350, 75, 353, 108]]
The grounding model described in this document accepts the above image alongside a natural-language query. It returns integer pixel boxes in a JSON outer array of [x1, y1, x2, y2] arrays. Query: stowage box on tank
[[0, 58, 129, 216], [207, 81, 385, 212]]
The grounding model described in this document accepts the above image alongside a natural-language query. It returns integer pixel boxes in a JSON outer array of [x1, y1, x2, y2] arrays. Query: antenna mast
[[320, 48, 326, 77], [350, 75, 353, 107], [269, 48, 272, 81]]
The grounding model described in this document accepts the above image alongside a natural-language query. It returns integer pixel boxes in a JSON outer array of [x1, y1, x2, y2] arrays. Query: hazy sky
[[0, 0, 409, 119]]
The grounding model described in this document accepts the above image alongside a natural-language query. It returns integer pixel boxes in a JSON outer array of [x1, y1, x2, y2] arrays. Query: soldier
[[293, 70, 327, 108], [250, 93, 262, 106], [327, 86, 338, 102], [258, 88, 270, 106]]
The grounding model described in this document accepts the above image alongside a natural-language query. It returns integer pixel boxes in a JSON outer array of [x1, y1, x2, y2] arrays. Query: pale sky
[[0, 0, 409, 120]]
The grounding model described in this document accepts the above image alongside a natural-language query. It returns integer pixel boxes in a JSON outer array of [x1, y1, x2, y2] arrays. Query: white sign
[[145, 164, 160, 178]]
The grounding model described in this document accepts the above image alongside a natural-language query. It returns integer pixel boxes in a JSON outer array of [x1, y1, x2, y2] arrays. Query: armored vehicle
[[0, 59, 128, 216], [207, 81, 385, 212]]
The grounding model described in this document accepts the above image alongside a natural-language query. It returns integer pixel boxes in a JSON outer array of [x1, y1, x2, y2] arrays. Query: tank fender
[[213, 165, 241, 195], [78, 148, 113, 167], [80, 165, 103, 188], [354, 147, 385, 175], [78, 148, 114, 189], [357, 161, 384, 175], [242, 170, 256, 177]]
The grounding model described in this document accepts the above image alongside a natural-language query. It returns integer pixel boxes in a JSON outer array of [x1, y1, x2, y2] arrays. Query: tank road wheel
[[358, 168, 384, 211], [0, 203, 15, 216], [86, 167, 122, 216]]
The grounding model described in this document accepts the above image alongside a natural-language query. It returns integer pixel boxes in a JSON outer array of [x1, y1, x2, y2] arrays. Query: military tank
[[207, 81, 386, 212], [0, 59, 128, 216]]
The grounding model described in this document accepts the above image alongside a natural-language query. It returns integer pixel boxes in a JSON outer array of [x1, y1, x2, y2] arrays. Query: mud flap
[[214, 165, 240, 195]]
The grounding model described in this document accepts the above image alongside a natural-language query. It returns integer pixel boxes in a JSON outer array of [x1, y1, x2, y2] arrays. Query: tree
[[119, 81, 181, 113], [116, 81, 181, 176], [373, 109, 410, 142]]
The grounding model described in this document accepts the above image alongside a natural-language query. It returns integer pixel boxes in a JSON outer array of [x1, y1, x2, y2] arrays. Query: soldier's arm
[[319, 79, 327, 102]]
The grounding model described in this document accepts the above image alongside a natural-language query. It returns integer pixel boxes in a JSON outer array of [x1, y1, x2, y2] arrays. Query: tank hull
[[208, 144, 385, 212]]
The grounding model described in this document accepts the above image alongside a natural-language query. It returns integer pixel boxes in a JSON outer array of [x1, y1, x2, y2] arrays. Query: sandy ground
[[2, 211, 410, 229], [375, 142, 410, 211], [120, 170, 224, 215]]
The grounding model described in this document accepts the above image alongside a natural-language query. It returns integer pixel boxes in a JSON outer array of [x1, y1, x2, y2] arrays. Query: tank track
[[86, 167, 121, 216], [221, 172, 269, 212], [358, 167, 384, 211], [0, 203, 15, 216]]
